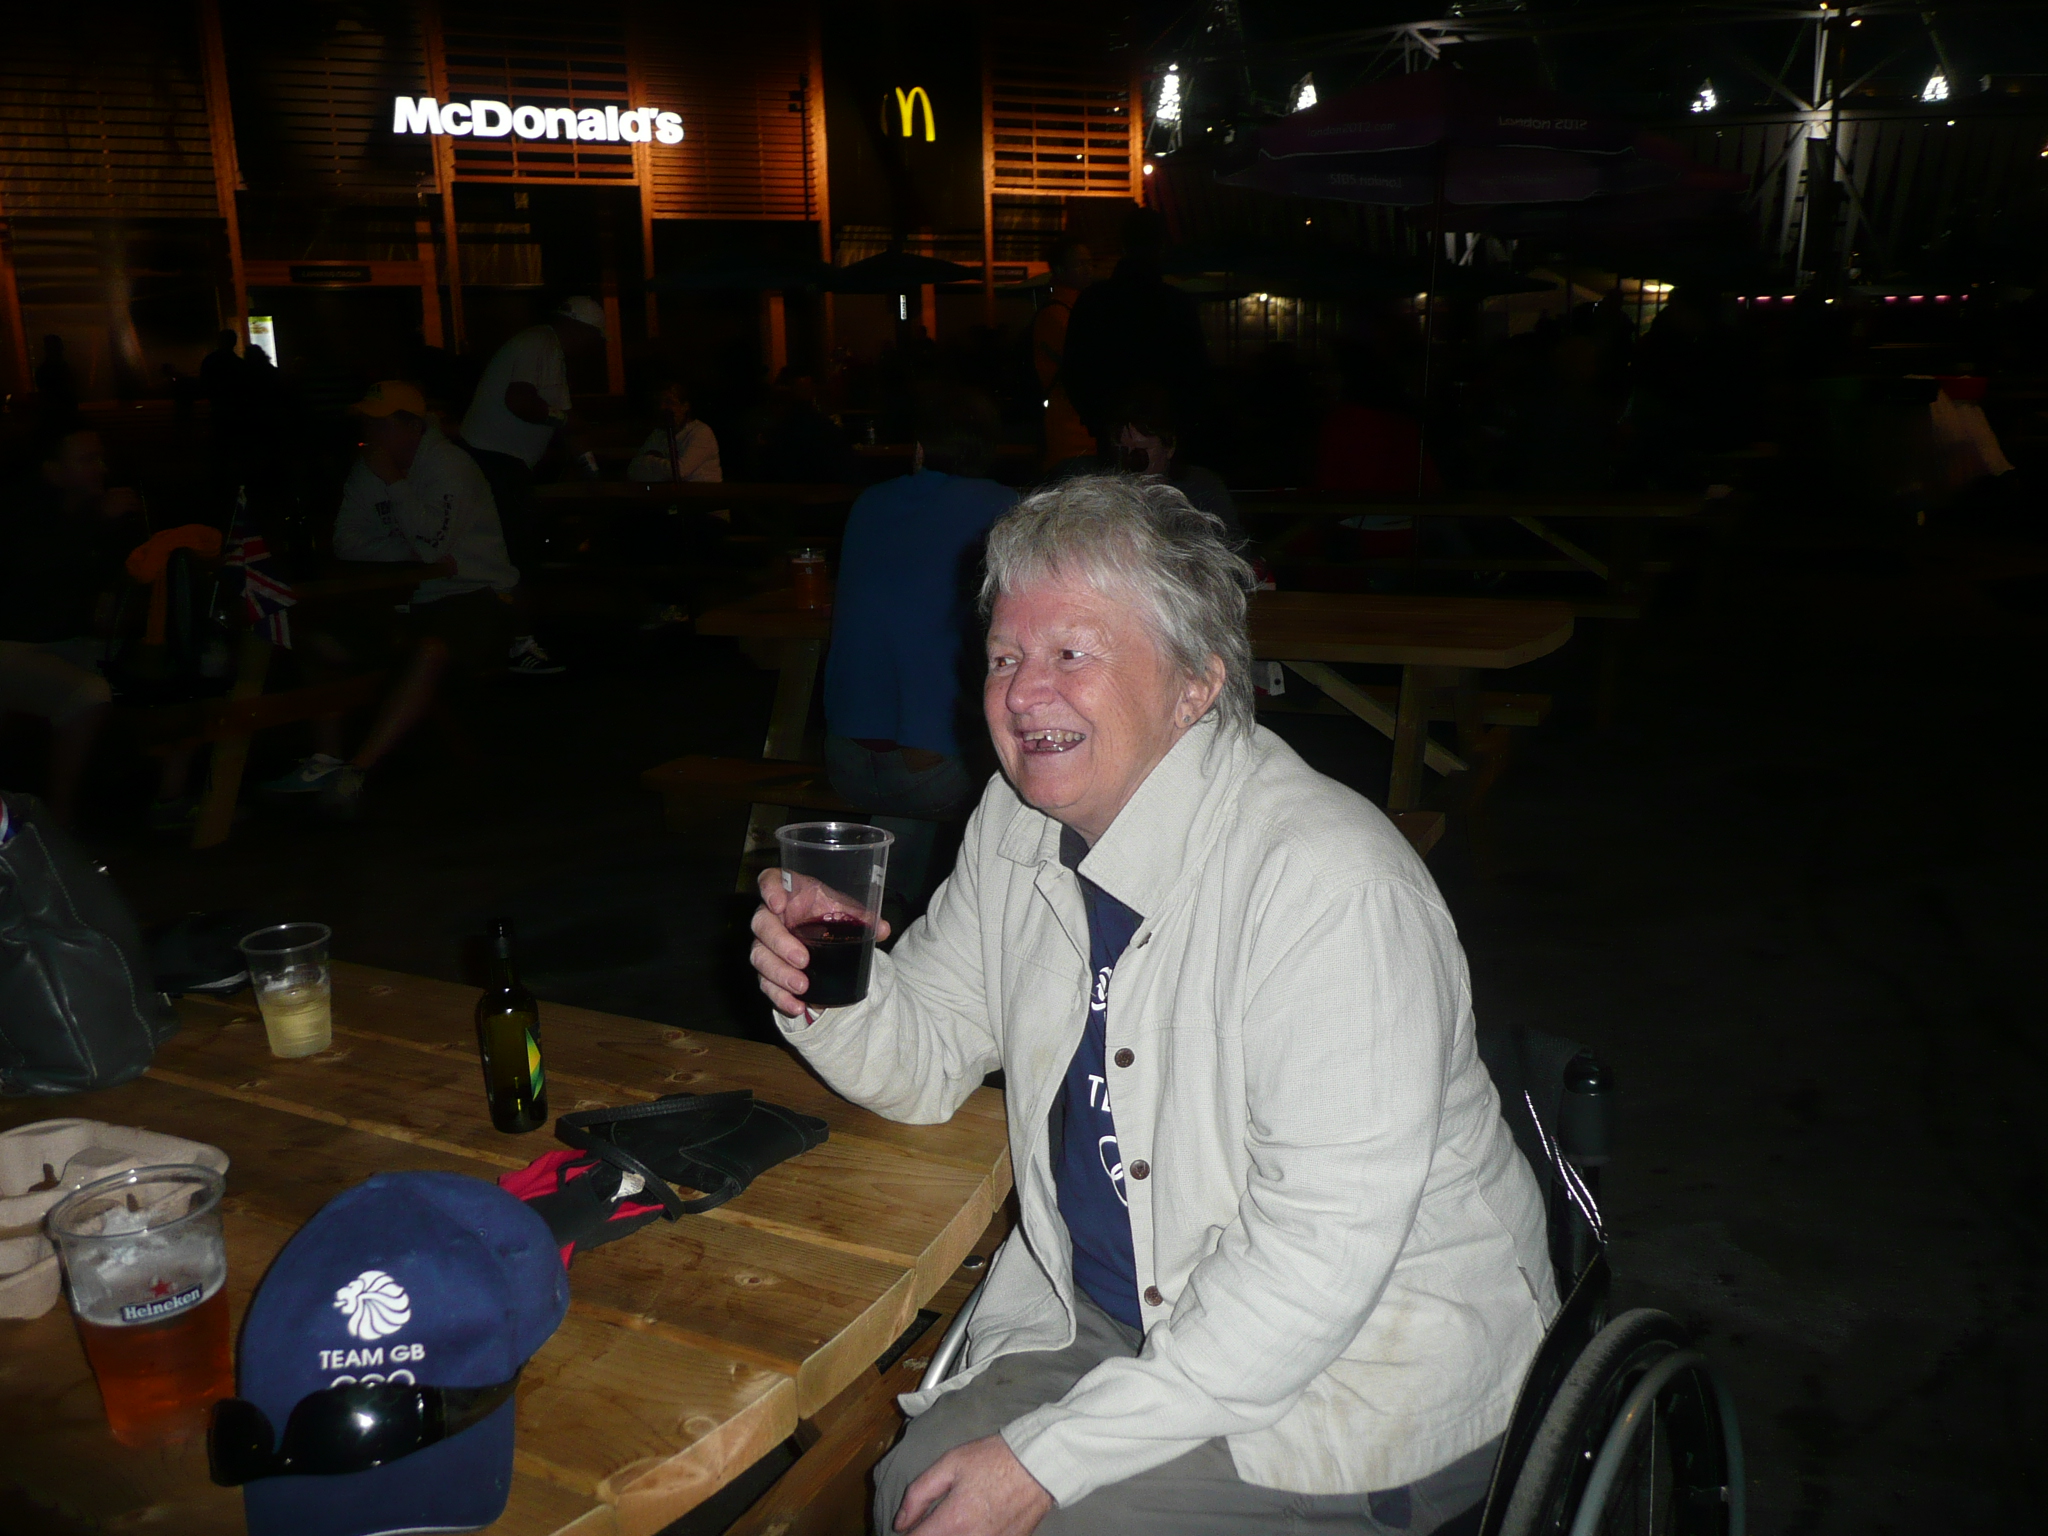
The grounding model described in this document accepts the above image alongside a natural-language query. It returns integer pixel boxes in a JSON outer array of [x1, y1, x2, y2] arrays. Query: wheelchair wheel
[[1497, 1308, 1740, 1536]]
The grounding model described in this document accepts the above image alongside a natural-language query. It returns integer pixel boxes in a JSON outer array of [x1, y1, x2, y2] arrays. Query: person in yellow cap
[[259, 380, 519, 814]]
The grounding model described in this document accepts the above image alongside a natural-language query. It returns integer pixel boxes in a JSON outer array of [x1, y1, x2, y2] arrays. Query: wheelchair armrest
[[918, 1278, 986, 1392]]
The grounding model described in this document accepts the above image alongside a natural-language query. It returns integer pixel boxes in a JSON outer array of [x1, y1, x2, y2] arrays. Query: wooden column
[[0, 208, 30, 396], [640, 190, 659, 340], [625, 25, 658, 341], [420, 0, 464, 353], [600, 224, 627, 396], [414, 219, 444, 350], [1129, 59, 1147, 205], [980, 33, 996, 326], [194, 0, 248, 343], [806, 2, 834, 351], [762, 293, 789, 375]]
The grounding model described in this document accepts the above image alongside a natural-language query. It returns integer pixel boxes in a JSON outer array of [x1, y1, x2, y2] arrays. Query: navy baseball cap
[[238, 1171, 568, 1536]]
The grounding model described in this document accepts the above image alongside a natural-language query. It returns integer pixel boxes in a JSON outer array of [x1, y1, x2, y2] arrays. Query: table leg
[[738, 638, 825, 892], [762, 638, 822, 762], [1512, 515, 1609, 580], [191, 631, 272, 850], [1388, 665, 1430, 812], [1277, 660, 1465, 777]]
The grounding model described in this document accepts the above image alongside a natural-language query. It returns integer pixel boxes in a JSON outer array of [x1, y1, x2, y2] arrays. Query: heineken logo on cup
[[120, 1283, 204, 1324], [392, 96, 683, 145]]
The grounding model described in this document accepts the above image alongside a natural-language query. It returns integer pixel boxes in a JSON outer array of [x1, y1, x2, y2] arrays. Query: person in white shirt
[[627, 379, 722, 484], [458, 296, 608, 675], [262, 380, 519, 813]]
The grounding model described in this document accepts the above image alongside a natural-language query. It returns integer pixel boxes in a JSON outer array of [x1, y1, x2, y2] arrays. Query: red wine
[[791, 918, 876, 1007]]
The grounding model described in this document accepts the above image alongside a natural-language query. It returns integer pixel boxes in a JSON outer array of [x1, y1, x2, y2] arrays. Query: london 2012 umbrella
[[1219, 68, 1727, 491]]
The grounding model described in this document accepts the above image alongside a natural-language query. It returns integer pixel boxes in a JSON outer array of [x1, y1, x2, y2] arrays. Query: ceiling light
[[1922, 72, 1950, 103], [1156, 66, 1182, 125]]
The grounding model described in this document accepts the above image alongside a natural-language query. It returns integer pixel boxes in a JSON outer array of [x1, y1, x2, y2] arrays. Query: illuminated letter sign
[[889, 86, 936, 141], [391, 96, 682, 145]]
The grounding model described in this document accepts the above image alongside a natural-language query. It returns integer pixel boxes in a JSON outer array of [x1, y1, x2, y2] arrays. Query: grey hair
[[980, 473, 1257, 736]]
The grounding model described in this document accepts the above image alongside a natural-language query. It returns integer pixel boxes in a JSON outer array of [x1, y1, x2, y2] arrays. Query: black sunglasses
[[208, 1372, 521, 1485]]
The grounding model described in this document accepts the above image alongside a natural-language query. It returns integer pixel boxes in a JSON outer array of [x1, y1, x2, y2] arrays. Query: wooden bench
[[642, 754, 1451, 863], [642, 754, 861, 830], [133, 658, 393, 848]]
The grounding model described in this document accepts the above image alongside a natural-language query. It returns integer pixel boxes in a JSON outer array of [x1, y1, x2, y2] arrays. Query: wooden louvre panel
[[633, 4, 819, 221], [220, 1, 434, 202], [987, 29, 1140, 200], [0, 12, 220, 218], [436, 0, 637, 184]]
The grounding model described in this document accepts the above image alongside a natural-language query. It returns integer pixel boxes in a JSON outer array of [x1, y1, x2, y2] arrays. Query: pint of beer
[[239, 922, 335, 1058], [47, 1165, 234, 1447]]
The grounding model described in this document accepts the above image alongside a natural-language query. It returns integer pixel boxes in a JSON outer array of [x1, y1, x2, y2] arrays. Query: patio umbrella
[[1218, 69, 1736, 491], [1221, 70, 1668, 208], [825, 251, 980, 294]]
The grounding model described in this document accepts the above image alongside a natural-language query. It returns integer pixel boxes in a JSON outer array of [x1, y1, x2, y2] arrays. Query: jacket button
[[1114, 1048, 1134, 1068], [1144, 1285, 1164, 1306], [1129, 1159, 1150, 1180]]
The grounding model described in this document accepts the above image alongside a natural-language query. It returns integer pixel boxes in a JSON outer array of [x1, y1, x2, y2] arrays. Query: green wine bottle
[[475, 918, 547, 1133]]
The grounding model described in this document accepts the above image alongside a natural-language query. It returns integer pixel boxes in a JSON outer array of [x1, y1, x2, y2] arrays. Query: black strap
[[553, 1093, 749, 1216], [556, 1090, 750, 1131]]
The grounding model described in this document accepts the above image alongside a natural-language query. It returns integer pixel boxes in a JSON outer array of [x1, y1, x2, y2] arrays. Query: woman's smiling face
[[984, 572, 1221, 845]]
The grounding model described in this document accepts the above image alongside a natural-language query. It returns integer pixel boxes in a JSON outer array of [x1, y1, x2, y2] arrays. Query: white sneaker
[[507, 636, 566, 676], [259, 754, 348, 794]]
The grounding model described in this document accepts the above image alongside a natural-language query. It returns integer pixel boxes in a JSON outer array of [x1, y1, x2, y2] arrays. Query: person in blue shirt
[[824, 387, 1017, 906]]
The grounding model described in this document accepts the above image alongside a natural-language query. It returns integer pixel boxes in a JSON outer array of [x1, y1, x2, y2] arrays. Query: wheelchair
[[919, 1024, 1746, 1536]]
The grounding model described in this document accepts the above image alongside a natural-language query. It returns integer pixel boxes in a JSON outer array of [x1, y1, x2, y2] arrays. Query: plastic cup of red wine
[[774, 822, 894, 1008]]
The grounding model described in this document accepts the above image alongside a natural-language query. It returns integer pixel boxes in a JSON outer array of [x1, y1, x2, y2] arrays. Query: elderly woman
[[750, 475, 1555, 1536]]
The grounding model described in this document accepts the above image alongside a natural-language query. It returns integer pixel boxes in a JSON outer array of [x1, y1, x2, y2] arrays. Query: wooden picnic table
[[0, 964, 1010, 1536], [695, 587, 1573, 817], [1234, 491, 1705, 589], [1248, 591, 1573, 811]]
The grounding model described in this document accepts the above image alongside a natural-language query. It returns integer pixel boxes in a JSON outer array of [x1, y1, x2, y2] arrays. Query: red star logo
[[149, 1280, 173, 1298]]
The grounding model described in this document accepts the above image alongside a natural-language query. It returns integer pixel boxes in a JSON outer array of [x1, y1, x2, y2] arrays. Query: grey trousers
[[874, 1288, 1500, 1536]]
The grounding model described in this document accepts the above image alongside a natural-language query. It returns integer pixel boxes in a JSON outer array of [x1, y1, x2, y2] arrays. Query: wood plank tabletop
[[536, 481, 853, 506], [1248, 591, 1575, 670], [696, 588, 834, 642], [0, 964, 1009, 1536]]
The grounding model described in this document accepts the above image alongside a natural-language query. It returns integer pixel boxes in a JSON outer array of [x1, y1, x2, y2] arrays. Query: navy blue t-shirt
[[1053, 829, 1144, 1329]]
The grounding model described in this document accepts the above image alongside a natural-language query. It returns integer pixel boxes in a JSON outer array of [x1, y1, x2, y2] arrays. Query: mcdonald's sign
[[886, 86, 936, 142]]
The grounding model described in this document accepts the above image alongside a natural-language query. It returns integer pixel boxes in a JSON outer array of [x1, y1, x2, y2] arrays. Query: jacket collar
[[993, 715, 1249, 918]]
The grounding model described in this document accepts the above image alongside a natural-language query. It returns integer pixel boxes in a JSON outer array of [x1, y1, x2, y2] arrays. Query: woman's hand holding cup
[[751, 866, 892, 1017]]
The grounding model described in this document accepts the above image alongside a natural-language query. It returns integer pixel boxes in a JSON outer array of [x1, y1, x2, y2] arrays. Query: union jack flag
[[225, 496, 296, 648]]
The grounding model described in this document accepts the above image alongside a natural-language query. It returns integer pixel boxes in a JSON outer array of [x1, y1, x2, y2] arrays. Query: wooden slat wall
[[0, 14, 219, 218], [987, 29, 1141, 202], [436, 0, 638, 185], [633, 4, 819, 222], [220, 1, 434, 202]]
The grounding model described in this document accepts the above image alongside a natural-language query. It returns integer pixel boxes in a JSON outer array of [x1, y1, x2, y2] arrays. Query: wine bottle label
[[527, 1031, 545, 1098]]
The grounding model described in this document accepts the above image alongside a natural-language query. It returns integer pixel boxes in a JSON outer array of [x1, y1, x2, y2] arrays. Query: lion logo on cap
[[334, 1269, 412, 1341]]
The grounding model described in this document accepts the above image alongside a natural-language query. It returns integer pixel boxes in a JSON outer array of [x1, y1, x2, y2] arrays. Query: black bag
[[553, 1090, 828, 1217], [0, 793, 178, 1095]]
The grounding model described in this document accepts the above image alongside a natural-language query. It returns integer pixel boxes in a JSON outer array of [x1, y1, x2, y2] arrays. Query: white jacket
[[777, 717, 1556, 1507]]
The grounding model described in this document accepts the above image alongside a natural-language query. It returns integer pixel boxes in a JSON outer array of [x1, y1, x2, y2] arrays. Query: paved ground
[[51, 522, 2047, 1534]]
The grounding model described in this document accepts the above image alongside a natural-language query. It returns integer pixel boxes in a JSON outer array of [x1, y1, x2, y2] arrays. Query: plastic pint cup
[[775, 822, 893, 1008], [238, 922, 334, 1058], [47, 1164, 234, 1447]]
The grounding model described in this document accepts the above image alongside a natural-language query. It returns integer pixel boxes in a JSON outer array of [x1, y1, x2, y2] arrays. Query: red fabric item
[[1314, 404, 1440, 497], [497, 1148, 588, 1201], [498, 1149, 668, 1270]]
